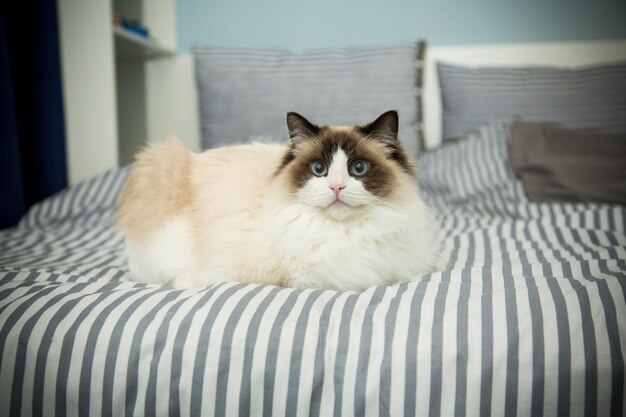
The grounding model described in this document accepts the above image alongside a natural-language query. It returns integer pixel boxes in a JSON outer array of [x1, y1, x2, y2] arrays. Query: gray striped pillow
[[193, 42, 425, 156], [438, 61, 626, 140]]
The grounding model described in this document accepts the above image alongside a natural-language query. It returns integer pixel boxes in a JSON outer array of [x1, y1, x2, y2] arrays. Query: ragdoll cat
[[117, 111, 435, 291]]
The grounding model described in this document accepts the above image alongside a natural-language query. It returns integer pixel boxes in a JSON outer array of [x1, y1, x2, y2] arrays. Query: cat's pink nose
[[329, 184, 345, 196]]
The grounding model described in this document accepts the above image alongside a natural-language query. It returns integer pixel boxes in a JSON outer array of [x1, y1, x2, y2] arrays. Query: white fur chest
[[264, 202, 434, 291]]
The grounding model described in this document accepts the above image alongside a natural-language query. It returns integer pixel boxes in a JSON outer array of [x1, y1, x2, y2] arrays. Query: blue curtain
[[0, 0, 68, 229]]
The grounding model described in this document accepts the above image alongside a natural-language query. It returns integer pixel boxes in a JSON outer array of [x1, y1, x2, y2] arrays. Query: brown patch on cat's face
[[278, 126, 414, 198], [275, 111, 415, 200]]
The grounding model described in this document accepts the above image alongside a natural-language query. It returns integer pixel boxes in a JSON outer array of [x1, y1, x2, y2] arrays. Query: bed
[[2, 41, 626, 417]]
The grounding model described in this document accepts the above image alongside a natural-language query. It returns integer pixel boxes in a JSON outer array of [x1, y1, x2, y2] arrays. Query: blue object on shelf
[[121, 19, 149, 38]]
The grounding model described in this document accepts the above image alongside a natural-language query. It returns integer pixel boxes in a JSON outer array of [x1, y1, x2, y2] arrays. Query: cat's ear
[[360, 110, 399, 143], [286, 112, 320, 146]]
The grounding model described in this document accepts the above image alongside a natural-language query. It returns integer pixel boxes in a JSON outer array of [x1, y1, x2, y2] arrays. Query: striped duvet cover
[[1, 122, 624, 417]]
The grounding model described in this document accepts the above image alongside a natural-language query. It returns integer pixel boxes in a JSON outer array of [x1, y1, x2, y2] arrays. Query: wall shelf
[[58, 0, 181, 183], [113, 26, 174, 59]]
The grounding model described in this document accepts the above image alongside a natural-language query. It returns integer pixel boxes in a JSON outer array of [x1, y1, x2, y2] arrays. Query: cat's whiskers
[[350, 196, 398, 212]]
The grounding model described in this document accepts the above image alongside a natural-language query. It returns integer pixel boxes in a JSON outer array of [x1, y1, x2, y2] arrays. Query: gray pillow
[[438, 61, 626, 141], [509, 120, 626, 204], [193, 42, 425, 156]]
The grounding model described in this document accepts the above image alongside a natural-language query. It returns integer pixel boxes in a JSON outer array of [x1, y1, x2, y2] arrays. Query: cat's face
[[276, 111, 415, 220]]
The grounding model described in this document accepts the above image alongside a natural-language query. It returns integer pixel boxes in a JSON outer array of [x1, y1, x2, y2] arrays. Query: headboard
[[422, 39, 626, 149]]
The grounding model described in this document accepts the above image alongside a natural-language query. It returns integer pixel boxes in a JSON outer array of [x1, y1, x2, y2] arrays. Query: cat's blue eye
[[350, 160, 369, 176], [310, 161, 328, 177]]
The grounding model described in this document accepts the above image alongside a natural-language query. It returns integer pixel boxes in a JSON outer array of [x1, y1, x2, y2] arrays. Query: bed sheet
[[1, 122, 624, 417]]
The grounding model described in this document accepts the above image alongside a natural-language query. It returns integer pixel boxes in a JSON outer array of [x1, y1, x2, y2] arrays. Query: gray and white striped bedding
[[1, 122, 624, 416]]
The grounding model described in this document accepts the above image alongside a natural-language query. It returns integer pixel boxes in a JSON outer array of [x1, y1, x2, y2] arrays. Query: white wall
[[57, 1, 118, 185]]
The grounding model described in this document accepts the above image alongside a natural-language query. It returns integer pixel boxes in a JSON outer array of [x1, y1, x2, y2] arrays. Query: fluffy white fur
[[120, 142, 435, 291], [263, 149, 435, 290]]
